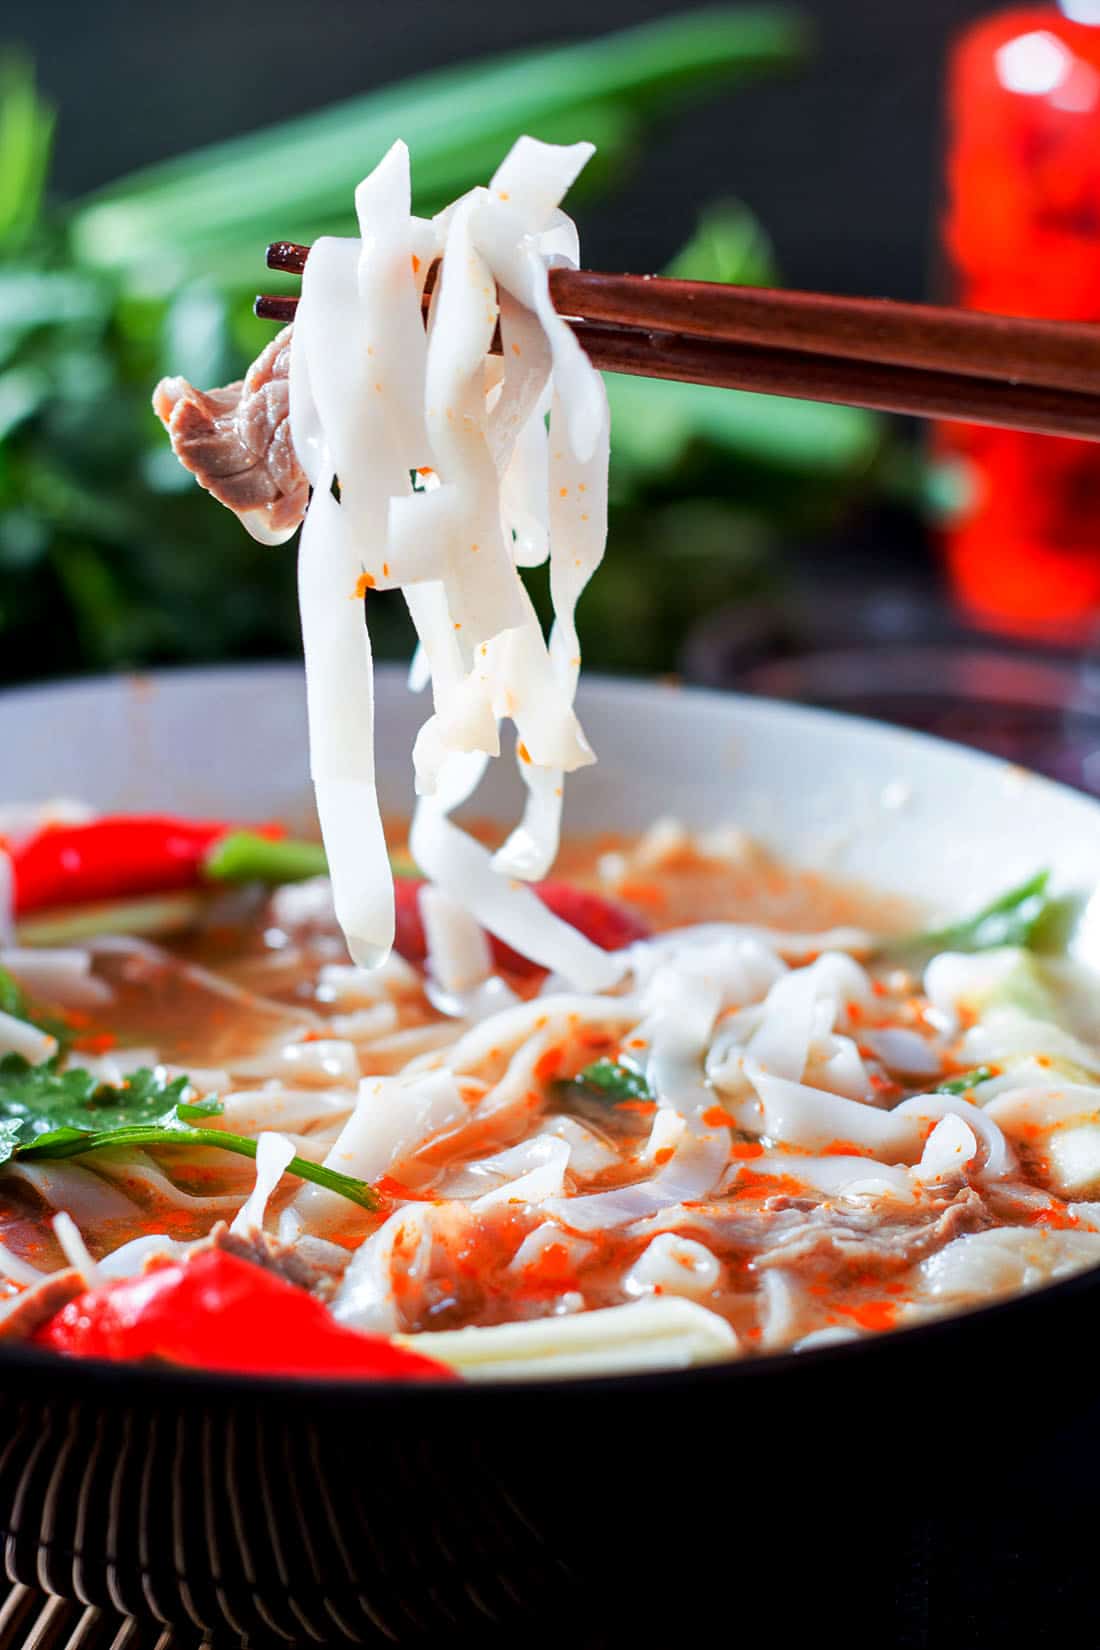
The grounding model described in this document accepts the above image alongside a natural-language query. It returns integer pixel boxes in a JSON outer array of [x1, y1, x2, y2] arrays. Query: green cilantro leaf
[[0, 1053, 189, 1148], [0, 1053, 377, 1209]]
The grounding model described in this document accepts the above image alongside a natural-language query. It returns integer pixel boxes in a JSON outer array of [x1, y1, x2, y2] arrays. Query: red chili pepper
[[393, 876, 651, 976], [10, 817, 283, 915], [32, 1249, 455, 1380]]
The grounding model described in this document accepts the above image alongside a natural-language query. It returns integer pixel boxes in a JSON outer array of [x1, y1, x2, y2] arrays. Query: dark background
[[16, 0, 993, 298]]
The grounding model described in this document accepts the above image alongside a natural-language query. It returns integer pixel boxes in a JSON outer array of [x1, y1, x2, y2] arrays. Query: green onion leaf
[[203, 830, 328, 886], [0, 1055, 190, 1148], [203, 831, 421, 887], [882, 871, 1058, 962], [936, 1067, 996, 1096], [0, 1052, 377, 1209], [69, 9, 809, 294], [0, 967, 30, 1024], [571, 1057, 653, 1103], [18, 1121, 377, 1210], [15, 892, 208, 948]]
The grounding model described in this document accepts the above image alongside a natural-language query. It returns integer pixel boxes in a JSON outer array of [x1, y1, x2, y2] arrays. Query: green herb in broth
[[15, 892, 207, 948], [883, 870, 1063, 963], [16, 1121, 377, 1209], [570, 1057, 654, 1104], [205, 832, 418, 887], [204, 831, 328, 886], [0, 967, 30, 1023], [0, 1055, 378, 1208], [936, 1066, 997, 1096], [0, 1056, 190, 1146]]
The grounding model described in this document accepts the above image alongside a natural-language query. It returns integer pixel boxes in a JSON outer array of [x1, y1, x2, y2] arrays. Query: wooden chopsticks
[[257, 242, 1100, 441]]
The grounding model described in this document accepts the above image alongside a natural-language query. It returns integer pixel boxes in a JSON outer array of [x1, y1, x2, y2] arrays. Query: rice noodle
[[219, 1086, 357, 1135], [52, 1212, 100, 1286], [98, 1234, 191, 1278], [289, 136, 619, 983], [231, 1131, 297, 1235], [757, 1268, 816, 1349], [228, 1040, 359, 1086], [623, 1233, 721, 1301], [893, 1093, 1014, 1179], [544, 1123, 728, 1233], [7, 1161, 137, 1222], [331, 1200, 473, 1334], [743, 1069, 922, 1160], [0, 948, 113, 1010], [911, 1113, 978, 1182], [0, 855, 13, 949], [394, 1297, 737, 1380], [0, 1009, 56, 1065], [283, 1068, 465, 1237], [91, 1152, 247, 1212], [0, 1242, 45, 1287], [469, 1136, 570, 1211]]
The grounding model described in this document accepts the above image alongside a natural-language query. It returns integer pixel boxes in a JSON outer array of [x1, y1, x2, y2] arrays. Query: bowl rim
[[1, 660, 1098, 1401]]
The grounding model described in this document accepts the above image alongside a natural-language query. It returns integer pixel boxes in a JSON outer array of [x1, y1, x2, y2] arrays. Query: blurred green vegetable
[[0, 9, 905, 686], [0, 52, 52, 252], [203, 831, 329, 886], [70, 9, 810, 296], [882, 871, 1059, 964], [581, 197, 887, 670], [609, 199, 882, 485]]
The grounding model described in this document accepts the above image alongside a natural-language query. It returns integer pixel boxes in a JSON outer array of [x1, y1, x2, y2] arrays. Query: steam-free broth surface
[[1, 819, 1095, 1378]]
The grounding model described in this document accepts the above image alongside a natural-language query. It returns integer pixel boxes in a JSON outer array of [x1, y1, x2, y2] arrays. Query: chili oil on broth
[[3, 824, 1096, 1364]]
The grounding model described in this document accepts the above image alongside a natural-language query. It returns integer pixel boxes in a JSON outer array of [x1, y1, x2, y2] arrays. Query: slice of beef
[[153, 326, 308, 545], [201, 1221, 349, 1301], [750, 1185, 993, 1278]]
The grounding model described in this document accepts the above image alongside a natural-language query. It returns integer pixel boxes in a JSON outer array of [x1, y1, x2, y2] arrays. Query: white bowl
[[2, 662, 1098, 1647], [4, 662, 1099, 916]]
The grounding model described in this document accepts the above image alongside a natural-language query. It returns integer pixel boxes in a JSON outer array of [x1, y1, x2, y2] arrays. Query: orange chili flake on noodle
[[728, 1140, 764, 1160], [516, 1242, 578, 1293], [374, 1176, 436, 1204], [733, 1169, 805, 1197], [702, 1105, 736, 1129], [1029, 1205, 1081, 1229], [578, 1028, 613, 1050], [840, 1299, 898, 1333], [534, 1046, 564, 1084]]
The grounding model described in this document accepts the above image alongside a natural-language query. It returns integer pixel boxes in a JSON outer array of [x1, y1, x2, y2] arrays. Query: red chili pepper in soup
[[32, 1249, 455, 1380], [10, 816, 282, 914], [394, 876, 650, 975]]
